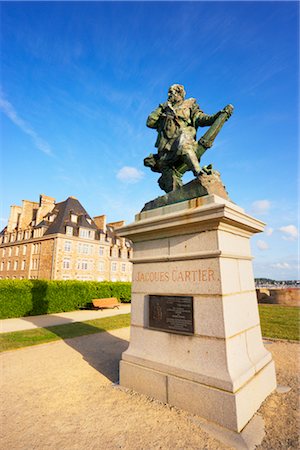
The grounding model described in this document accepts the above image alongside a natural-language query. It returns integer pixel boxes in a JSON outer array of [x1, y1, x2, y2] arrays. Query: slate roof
[[44, 197, 97, 236]]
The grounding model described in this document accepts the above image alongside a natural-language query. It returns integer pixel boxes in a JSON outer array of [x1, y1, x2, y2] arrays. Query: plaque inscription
[[149, 295, 194, 335]]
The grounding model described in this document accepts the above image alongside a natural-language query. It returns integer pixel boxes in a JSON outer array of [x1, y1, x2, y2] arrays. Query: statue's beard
[[168, 94, 183, 105]]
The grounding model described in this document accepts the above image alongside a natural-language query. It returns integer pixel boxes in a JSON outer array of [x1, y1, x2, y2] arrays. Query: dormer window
[[71, 214, 78, 223], [86, 218, 91, 225], [66, 226, 73, 236], [49, 214, 56, 223], [79, 228, 94, 239]]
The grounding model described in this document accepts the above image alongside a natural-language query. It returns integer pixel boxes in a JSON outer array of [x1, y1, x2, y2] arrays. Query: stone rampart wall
[[256, 288, 300, 307]]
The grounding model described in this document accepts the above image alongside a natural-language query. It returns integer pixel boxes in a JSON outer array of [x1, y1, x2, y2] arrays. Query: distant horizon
[[1, 1, 298, 280]]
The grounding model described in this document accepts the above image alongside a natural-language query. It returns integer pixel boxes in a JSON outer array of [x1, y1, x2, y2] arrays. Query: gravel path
[[1, 329, 299, 450]]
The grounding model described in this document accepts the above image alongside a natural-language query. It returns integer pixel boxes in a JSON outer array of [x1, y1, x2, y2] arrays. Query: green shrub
[[110, 282, 131, 303], [0, 279, 33, 318], [0, 279, 131, 319]]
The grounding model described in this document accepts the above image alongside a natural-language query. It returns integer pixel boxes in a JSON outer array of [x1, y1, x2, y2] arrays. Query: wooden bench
[[92, 298, 120, 310]]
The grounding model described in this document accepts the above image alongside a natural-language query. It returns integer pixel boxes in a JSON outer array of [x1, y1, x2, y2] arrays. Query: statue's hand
[[223, 104, 234, 117]]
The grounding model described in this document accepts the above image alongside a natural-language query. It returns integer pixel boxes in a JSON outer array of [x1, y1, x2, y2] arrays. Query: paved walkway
[[0, 303, 131, 333], [1, 331, 298, 449]]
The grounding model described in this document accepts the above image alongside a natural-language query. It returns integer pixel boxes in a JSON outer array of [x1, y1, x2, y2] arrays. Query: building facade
[[0, 194, 132, 282]]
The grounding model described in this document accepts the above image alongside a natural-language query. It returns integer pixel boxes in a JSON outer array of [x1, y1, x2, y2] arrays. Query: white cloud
[[271, 262, 291, 270], [116, 166, 144, 184], [0, 94, 53, 156], [251, 200, 271, 215], [265, 227, 273, 236], [279, 225, 298, 241], [257, 240, 269, 250]]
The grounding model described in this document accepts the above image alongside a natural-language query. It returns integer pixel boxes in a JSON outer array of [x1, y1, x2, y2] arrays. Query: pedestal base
[[120, 358, 276, 432], [118, 195, 276, 433]]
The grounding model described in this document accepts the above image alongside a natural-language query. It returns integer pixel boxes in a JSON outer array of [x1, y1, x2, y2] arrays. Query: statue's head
[[168, 84, 185, 105]]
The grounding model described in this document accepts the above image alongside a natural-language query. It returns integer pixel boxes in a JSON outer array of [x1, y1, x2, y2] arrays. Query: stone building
[[0, 194, 132, 282]]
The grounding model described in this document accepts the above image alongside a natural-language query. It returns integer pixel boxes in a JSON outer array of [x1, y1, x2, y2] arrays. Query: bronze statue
[[144, 84, 233, 193]]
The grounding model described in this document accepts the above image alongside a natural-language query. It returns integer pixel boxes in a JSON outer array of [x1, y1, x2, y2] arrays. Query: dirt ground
[[1, 328, 299, 450]]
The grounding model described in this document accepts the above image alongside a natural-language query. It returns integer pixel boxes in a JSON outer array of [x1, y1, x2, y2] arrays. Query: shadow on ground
[[22, 314, 129, 383]]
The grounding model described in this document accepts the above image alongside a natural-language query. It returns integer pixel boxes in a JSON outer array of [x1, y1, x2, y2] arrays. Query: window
[[0, 261, 4, 271], [25, 230, 30, 239], [77, 259, 88, 270], [8, 248, 12, 256], [121, 263, 126, 272], [62, 275, 70, 280], [63, 258, 70, 269], [15, 246, 20, 256], [31, 259, 39, 270], [33, 229, 40, 238], [86, 218, 92, 224], [111, 248, 117, 258], [76, 275, 92, 281], [99, 261, 104, 272], [14, 261, 18, 270], [66, 226, 73, 236], [64, 241, 72, 252], [7, 261, 11, 270], [33, 243, 40, 254], [21, 260, 26, 270], [4, 235, 9, 243], [79, 228, 95, 239], [2, 248, 6, 257], [99, 246, 104, 256], [111, 262, 117, 272], [23, 245, 27, 255], [71, 214, 78, 223]]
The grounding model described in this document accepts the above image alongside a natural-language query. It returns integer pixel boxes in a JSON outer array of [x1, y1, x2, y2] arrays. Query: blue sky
[[0, 1, 298, 280]]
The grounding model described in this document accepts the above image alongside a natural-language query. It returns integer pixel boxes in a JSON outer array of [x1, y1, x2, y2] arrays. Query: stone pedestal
[[118, 195, 276, 432]]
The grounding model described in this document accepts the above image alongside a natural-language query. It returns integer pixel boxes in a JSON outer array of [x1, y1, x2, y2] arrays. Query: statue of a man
[[144, 84, 233, 193]]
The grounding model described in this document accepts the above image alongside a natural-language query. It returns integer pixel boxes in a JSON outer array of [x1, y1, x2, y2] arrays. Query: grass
[[0, 313, 131, 352], [0, 305, 299, 353], [258, 305, 299, 341]]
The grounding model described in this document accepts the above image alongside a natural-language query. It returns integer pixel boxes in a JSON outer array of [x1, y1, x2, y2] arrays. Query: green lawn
[[0, 305, 299, 353], [258, 305, 299, 341], [0, 313, 131, 352]]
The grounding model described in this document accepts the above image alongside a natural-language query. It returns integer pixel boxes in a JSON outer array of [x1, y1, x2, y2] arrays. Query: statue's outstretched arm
[[196, 111, 221, 127]]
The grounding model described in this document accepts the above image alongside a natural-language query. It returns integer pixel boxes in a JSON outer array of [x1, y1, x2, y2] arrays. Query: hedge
[[0, 279, 131, 319]]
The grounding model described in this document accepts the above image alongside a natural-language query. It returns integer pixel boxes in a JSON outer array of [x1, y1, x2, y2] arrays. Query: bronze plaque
[[149, 295, 194, 335]]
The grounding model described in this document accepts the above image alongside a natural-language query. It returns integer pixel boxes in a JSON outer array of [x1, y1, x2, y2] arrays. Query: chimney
[[93, 215, 106, 232], [36, 194, 56, 224], [7, 205, 22, 232], [39, 194, 56, 207], [107, 220, 125, 229]]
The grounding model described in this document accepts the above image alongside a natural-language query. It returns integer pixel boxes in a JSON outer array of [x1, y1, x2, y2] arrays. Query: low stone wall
[[256, 288, 300, 307]]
